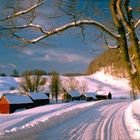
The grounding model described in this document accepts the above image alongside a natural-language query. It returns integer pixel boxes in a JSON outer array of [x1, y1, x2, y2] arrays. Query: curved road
[[1, 100, 132, 140]]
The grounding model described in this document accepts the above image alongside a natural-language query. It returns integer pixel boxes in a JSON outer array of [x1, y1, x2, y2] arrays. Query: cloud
[[21, 49, 34, 56], [0, 63, 16, 69], [9, 64, 17, 68], [20, 48, 91, 64], [37, 50, 90, 64]]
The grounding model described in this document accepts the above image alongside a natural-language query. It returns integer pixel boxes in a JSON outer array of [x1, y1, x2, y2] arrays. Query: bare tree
[[62, 77, 80, 91], [50, 71, 61, 103], [79, 81, 88, 94], [19, 70, 47, 95], [0, 0, 140, 95]]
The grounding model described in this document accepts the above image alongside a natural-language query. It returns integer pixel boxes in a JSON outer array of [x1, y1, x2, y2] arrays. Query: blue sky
[[0, 0, 110, 75]]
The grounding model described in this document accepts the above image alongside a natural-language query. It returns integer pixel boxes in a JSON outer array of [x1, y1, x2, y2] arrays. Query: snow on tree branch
[[1, 0, 46, 21], [11, 19, 120, 44], [2, 23, 47, 34], [134, 19, 140, 29], [104, 33, 120, 49]]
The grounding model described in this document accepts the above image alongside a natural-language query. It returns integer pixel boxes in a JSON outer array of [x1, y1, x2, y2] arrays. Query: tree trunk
[[110, 0, 140, 96], [118, 26, 132, 81], [130, 31, 140, 91]]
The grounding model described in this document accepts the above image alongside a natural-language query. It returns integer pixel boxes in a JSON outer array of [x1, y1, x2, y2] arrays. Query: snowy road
[[1, 100, 131, 140], [38, 100, 131, 140]]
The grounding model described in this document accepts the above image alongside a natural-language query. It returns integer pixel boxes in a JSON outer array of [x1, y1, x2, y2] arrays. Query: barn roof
[[96, 91, 110, 96], [0, 93, 3, 99], [4, 94, 33, 104], [84, 92, 96, 98], [68, 90, 81, 97], [29, 92, 49, 100]]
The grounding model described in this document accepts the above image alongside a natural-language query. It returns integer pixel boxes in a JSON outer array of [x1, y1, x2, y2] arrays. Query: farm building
[[62, 90, 81, 101], [44, 92, 50, 98], [29, 92, 49, 107], [96, 91, 112, 100], [0, 94, 33, 114], [81, 92, 97, 101]]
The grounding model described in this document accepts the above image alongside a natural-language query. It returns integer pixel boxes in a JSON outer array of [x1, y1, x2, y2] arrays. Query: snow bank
[[125, 99, 140, 139], [132, 99, 140, 117]]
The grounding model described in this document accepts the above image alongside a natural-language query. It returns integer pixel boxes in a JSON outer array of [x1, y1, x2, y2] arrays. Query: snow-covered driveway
[[0, 99, 131, 140]]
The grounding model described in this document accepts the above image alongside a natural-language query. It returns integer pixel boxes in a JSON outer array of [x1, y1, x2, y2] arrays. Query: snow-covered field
[[0, 70, 140, 140], [0, 70, 131, 98]]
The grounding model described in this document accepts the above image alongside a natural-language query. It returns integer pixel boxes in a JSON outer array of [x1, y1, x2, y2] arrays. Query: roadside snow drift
[[125, 99, 140, 140]]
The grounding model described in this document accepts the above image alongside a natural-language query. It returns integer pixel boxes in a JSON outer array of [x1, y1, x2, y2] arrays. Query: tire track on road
[[94, 101, 130, 140]]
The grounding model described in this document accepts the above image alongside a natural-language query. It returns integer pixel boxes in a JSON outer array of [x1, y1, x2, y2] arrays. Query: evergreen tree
[[11, 69, 19, 77], [0, 73, 6, 77]]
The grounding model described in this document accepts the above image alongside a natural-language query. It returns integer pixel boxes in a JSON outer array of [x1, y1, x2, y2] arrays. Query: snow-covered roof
[[96, 91, 110, 96], [0, 93, 3, 99], [4, 94, 33, 104], [68, 90, 81, 97], [84, 92, 96, 98], [29, 92, 49, 100]]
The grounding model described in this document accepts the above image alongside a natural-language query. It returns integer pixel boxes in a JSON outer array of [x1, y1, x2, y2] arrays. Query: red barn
[[0, 94, 33, 114]]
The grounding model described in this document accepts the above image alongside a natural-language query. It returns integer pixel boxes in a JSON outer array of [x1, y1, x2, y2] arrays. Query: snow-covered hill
[[76, 70, 131, 98], [0, 77, 18, 93], [0, 70, 131, 99]]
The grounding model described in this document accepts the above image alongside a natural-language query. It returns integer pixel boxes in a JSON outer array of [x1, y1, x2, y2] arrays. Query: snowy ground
[[0, 99, 133, 140], [125, 99, 140, 140], [0, 70, 140, 140]]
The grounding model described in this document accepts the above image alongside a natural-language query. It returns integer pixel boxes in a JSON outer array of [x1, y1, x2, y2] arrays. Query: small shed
[[44, 92, 50, 98], [29, 92, 49, 107], [81, 92, 97, 101], [63, 90, 81, 101], [96, 91, 112, 100], [0, 94, 33, 114]]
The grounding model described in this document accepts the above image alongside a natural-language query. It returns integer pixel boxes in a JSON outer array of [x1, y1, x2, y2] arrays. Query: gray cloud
[[0, 63, 16, 69]]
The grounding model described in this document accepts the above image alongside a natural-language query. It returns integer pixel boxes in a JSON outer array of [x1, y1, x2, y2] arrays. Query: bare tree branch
[[134, 19, 140, 28], [10, 30, 30, 43], [110, 0, 122, 28], [116, 0, 132, 32], [2, 23, 47, 34], [104, 33, 119, 49], [11, 19, 119, 44], [1, 0, 46, 21]]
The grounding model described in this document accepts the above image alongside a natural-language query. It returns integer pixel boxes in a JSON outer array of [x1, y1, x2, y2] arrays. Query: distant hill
[[87, 49, 128, 78]]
